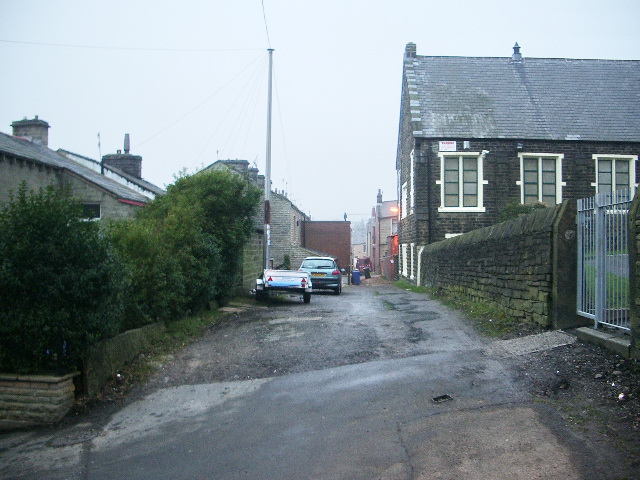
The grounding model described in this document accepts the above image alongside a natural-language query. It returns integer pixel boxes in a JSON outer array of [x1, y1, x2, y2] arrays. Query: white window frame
[[410, 243, 415, 280], [401, 243, 408, 277], [435, 152, 487, 212], [409, 150, 415, 215], [401, 182, 408, 219], [516, 153, 566, 205], [591, 154, 638, 194]]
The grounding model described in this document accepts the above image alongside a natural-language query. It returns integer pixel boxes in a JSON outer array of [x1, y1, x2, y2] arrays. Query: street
[[0, 281, 632, 479]]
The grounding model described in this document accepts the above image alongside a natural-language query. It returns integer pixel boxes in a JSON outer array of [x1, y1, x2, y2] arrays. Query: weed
[[393, 280, 536, 338]]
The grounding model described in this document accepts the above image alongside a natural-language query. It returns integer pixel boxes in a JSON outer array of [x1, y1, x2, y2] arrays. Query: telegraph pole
[[264, 48, 274, 269]]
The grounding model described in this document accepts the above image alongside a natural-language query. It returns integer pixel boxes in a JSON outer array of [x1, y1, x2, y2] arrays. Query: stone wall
[[420, 201, 586, 328], [83, 323, 166, 397], [0, 372, 78, 430], [627, 194, 640, 358], [242, 229, 264, 291]]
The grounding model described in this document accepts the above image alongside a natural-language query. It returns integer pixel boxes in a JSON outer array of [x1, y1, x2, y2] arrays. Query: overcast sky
[[1, 1, 639, 221]]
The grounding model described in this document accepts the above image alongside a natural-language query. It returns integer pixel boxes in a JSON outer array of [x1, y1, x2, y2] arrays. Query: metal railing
[[577, 189, 632, 330]]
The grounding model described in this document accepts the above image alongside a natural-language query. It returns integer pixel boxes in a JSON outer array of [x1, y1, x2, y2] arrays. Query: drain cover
[[432, 394, 453, 403]]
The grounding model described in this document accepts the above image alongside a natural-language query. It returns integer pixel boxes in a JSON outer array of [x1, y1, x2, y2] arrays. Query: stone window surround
[[591, 154, 638, 194], [516, 153, 566, 205], [436, 151, 488, 213]]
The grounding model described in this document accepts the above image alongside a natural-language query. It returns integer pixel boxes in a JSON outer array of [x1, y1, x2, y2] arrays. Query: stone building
[[1, 117, 162, 220], [396, 43, 640, 281]]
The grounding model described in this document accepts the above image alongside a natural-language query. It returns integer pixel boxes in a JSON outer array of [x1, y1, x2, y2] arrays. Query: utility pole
[[264, 48, 274, 269]]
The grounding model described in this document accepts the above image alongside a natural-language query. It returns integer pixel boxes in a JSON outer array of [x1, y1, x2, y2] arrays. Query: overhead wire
[[136, 52, 265, 149], [0, 38, 261, 52]]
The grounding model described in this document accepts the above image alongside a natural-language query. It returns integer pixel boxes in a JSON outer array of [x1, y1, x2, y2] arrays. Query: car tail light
[[301, 278, 307, 285], [267, 276, 273, 282], [332, 270, 340, 275]]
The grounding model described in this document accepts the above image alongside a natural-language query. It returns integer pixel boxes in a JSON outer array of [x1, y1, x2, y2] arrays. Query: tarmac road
[[0, 281, 632, 479]]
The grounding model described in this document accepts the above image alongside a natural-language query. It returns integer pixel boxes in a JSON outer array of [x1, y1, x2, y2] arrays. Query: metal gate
[[577, 189, 632, 330]]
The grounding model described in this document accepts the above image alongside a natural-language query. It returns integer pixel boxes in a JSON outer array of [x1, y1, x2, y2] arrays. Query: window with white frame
[[592, 155, 638, 194], [409, 150, 415, 215], [401, 243, 408, 277], [436, 152, 487, 212], [401, 182, 408, 219], [517, 153, 565, 205]]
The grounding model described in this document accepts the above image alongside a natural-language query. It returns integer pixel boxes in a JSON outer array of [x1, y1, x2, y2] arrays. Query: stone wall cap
[[0, 372, 80, 383]]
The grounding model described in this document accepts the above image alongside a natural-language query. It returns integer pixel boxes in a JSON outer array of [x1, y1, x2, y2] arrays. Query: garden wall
[[627, 194, 640, 358], [0, 372, 78, 430], [421, 201, 588, 329]]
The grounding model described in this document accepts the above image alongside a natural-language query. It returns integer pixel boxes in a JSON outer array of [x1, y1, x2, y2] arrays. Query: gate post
[[552, 200, 589, 329], [628, 191, 640, 358]]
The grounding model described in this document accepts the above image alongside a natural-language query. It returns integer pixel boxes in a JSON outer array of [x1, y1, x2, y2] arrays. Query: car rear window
[[302, 259, 334, 269]]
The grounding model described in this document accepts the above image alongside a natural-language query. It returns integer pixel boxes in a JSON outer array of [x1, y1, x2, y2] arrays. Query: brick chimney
[[11, 116, 50, 146], [377, 189, 383, 204], [102, 134, 142, 178]]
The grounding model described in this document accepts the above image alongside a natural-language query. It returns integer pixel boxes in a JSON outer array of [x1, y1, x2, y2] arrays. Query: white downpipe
[[416, 245, 426, 286]]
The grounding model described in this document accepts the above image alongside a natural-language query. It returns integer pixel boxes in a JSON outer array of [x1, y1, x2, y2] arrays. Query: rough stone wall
[[269, 192, 308, 268], [421, 204, 566, 327], [0, 372, 77, 429], [0, 156, 63, 205], [241, 229, 264, 291], [62, 175, 139, 220]]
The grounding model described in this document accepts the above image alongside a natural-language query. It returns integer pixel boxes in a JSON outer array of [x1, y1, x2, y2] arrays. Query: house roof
[[0, 132, 151, 204], [404, 46, 640, 142], [57, 149, 165, 197]]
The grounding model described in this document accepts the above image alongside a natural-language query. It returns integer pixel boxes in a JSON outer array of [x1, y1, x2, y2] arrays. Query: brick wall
[[420, 202, 584, 328], [303, 221, 351, 269]]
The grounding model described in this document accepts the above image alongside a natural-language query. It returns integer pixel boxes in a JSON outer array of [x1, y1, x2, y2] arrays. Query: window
[[592, 155, 637, 194], [436, 152, 487, 212], [517, 154, 565, 205], [82, 203, 101, 220], [401, 182, 408, 219]]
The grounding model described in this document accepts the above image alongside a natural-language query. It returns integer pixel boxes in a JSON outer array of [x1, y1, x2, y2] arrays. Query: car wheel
[[303, 292, 311, 303]]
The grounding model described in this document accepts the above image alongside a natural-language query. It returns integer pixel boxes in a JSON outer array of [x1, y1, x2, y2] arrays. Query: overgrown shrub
[[498, 199, 548, 222], [0, 185, 123, 374], [108, 169, 260, 328]]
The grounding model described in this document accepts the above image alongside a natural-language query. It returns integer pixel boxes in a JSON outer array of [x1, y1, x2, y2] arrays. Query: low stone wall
[[421, 201, 586, 329], [0, 372, 78, 430], [83, 322, 166, 397]]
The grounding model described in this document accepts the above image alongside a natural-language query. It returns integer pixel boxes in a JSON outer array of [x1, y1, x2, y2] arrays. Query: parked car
[[299, 256, 343, 295]]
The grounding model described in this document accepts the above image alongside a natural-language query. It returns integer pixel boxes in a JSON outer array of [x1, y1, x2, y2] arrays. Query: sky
[[1, 1, 639, 221]]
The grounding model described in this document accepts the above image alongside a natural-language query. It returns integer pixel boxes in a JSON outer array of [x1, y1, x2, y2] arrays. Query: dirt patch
[[513, 339, 640, 472]]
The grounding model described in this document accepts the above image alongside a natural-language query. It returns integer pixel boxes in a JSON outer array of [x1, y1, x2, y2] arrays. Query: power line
[[261, 0, 272, 48], [0, 38, 261, 52]]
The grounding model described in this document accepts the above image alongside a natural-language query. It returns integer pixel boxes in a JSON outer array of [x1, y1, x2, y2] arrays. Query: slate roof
[[57, 149, 165, 197], [0, 132, 151, 203], [404, 50, 640, 142]]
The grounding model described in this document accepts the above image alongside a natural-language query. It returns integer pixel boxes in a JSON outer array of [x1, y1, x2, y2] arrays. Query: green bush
[[108, 169, 260, 328], [497, 199, 547, 222], [0, 185, 123, 374]]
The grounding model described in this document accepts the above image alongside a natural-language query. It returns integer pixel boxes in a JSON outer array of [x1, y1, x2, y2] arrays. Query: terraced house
[[396, 43, 640, 282], [0, 116, 163, 219]]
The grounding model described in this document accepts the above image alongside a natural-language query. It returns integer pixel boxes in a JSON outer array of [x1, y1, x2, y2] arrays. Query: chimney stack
[[377, 189, 383, 204], [511, 42, 523, 63], [405, 43, 417, 58], [102, 134, 142, 178], [11, 116, 50, 147]]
